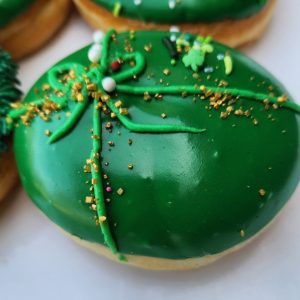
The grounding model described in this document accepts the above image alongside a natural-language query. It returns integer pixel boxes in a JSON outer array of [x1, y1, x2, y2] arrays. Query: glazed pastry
[[9, 29, 300, 270], [0, 50, 21, 202], [73, 0, 276, 47], [0, 0, 71, 60]]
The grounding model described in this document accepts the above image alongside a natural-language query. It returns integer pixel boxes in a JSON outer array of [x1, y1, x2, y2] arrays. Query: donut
[[0, 0, 72, 60], [0, 50, 21, 202], [10, 29, 300, 270], [73, 0, 276, 47]]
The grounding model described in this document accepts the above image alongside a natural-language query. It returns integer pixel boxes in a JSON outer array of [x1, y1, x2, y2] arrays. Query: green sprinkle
[[224, 52, 233, 76], [113, 2, 122, 17]]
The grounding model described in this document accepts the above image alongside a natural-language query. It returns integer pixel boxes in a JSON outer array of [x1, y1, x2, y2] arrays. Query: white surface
[[1, 2, 300, 299]]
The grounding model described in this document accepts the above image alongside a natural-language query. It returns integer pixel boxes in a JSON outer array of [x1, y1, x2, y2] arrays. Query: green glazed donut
[[10, 30, 300, 269]]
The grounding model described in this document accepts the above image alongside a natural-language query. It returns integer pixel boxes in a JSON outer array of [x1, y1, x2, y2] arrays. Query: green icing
[[0, 49, 21, 151], [92, 0, 268, 23], [0, 0, 35, 27], [13, 30, 300, 260]]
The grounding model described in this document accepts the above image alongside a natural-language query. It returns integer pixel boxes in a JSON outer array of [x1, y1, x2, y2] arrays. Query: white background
[[1, 1, 300, 299]]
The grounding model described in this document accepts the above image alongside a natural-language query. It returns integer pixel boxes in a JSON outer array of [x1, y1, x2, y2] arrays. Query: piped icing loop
[[7, 29, 300, 259]]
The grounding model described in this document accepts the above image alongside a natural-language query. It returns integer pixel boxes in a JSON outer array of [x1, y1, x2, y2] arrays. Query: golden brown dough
[[0, 0, 72, 60]]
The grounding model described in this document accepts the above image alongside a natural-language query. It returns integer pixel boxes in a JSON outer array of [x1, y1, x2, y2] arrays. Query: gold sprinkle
[[105, 122, 112, 129], [253, 118, 259, 126], [144, 92, 152, 101], [259, 189, 266, 197], [99, 216, 107, 223], [128, 139, 133, 145], [220, 111, 228, 119], [92, 178, 97, 185], [200, 85, 206, 92], [76, 93, 84, 102], [240, 230, 245, 237], [44, 130, 52, 137], [163, 68, 171, 76], [144, 44, 152, 52], [108, 141, 115, 146], [42, 84, 51, 91], [117, 188, 124, 196], [72, 82, 82, 90], [277, 95, 288, 103], [110, 112, 117, 118], [85, 196, 94, 204], [128, 164, 134, 170], [119, 108, 129, 115], [114, 100, 122, 108]]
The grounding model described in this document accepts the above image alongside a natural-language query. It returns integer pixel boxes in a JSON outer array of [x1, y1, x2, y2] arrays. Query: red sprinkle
[[111, 61, 121, 72], [106, 187, 112, 193]]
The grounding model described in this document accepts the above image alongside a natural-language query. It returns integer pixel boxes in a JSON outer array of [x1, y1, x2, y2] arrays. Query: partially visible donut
[[0, 0, 72, 60], [0, 50, 21, 202], [73, 0, 276, 47]]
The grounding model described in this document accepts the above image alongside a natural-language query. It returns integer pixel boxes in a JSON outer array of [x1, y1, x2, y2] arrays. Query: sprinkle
[[85, 196, 94, 204], [92, 178, 97, 184], [42, 84, 51, 91], [113, 2, 122, 16], [144, 92, 152, 101], [111, 60, 121, 72], [93, 31, 104, 44], [128, 164, 134, 170], [114, 100, 122, 108], [224, 52, 233, 75], [133, 0, 142, 5], [88, 44, 102, 63], [162, 36, 178, 59], [204, 67, 214, 73], [259, 189, 266, 197], [163, 68, 171, 76], [253, 118, 259, 126], [277, 95, 288, 103], [144, 44, 152, 52], [106, 186, 112, 193], [169, 25, 180, 33], [119, 108, 129, 115], [217, 53, 225, 61], [161, 113, 167, 119], [168, 0, 176, 9], [102, 77, 116, 93], [117, 188, 125, 196], [99, 216, 107, 223], [44, 130, 52, 137], [128, 139, 133, 145], [108, 141, 115, 146], [240, 230, 245, 237]]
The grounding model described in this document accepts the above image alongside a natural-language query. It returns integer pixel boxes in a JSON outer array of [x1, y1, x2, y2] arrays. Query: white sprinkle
[[102, 77, 116, 93], [169, 25, 180, 33], [133, 0, 142, 5], [168, 0, 176, 9], [93, 31, 104, 44], [217, 53, 225, 61], [204, 67, 214, 73], [170, 34, 177, 42], [88, 44, 102, 63]]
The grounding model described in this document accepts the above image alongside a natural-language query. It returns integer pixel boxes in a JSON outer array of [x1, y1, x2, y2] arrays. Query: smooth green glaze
[[0, 0, 35, 27], [92, 0, 267, 23], [14, 31, 300, 259]]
